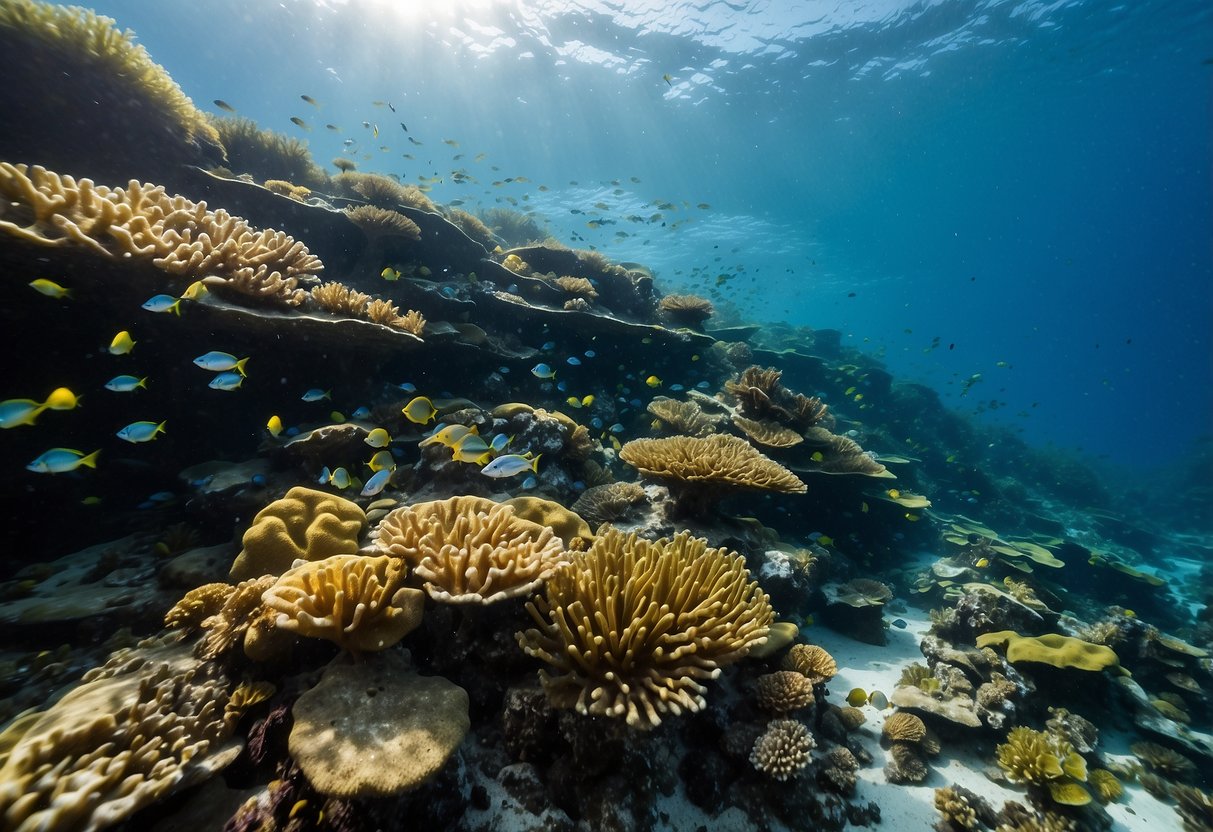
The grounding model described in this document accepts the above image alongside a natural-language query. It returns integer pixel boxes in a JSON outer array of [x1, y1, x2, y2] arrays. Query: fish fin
[[235, 357, 249, 377], [78, 450, 101, 469], [170, 299, 181, 316], [530, 454, 542, 473], [137, 377, 148, 389], [156, 421, 167, 436]]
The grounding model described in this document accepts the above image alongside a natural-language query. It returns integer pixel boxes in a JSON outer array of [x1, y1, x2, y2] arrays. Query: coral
[[975, 631, 1120, 672], [1172, 784, 1213, 832], [336, 172, 435, 212], [934, 786, 996, 830], [725, 366, 783, 415], [344, 204, 422, 240], [724, 365, 833, 432], [502, 496, 594, 550], [749, 719, 814, 781], [1087, 769, 1123, 803], [332, 157, 357, 173], [553, 275, 598, 300], [390, 308, 426, 336], [228, 487, 366, 581], [225, 680, 276, 723], [1045, 707, 1098, 754], [199, 575, 276, 661], [262, 554, 425, 653], [481, 208, 546, 246], [0, 642, 239, 831], [837, 706, 867, 730], [835, 578, 893, 606], [211, 116, 326, 187], [801, 427, 890, 476], [1130, 740, 1195, 779], [995, 727, 1086, 786], [365, 297, 401, 325], [994, 807, 1075, 832], [564, 297, 591, 311], [446, 208, 496, 248], [517, 527, 773, 729], [570, 482, 647, 527], [1047, 781, 1092, 806], [620, 434, 806, 497], [164, 581, 233, 631], [818, 746, 860, 795], [310, 281, 371, 316], [370, 496, 566, 604], [646, 397, 724, 437], [0, 163, 323, 306], [899, 662, 941, 693], [883, 711, 928, 743], [754, 671, 815, 713], [885, 741, 929, 783], [732, 416, 804, 448], [289, 650, 469, 798], [782, 643, 838, 684], [659, 293, 714, 327]]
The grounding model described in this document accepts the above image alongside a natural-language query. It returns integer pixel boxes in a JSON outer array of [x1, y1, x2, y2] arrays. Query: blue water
[[88, 0, 1213, 468]]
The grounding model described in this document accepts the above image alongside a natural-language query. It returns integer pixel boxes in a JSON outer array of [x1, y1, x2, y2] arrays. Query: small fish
[[397, 382, 417, 393], [816, 535, 834, 547], [868, 690, 889, 709], [891, 618, 908, 629], [663, 73, 673, 86], [860, 501, 869, 514], [213, 99, 237, 112], [267, 415, 284, 437], [581, 395, 595, 407], [803, 614, 814, 627], [361, 467, 392, 497], [28, 278, 71, 299], [645, 375, 661, 388], [26, 447, 99, 474], [301, 388, 331, 402], [520, 475, 538, 490], [330, 411, 346, 423], [301, 94, 319, 106], [401, 395, 438, 425], [975, 557, 990, 569], [480, 453, 541, 478], [451, 435, 492, 464], [180, 280, 209, 301], [887, 489, 901, 499], [117, 420, 166, 443], [326, 124, 340, 131], [541, 341, 556, 351], [373, 124, 379, 138], [420, 424, 475, 448], [42, 387, 79, 411], [904, 513, 921, 522], [364, 427, 392, 448], [290, 116, 310, 129], [209, 372, 244, 391], [0, 399, 46, 429], [142, 293, 182, 315], [443, 138, 459, 147], [105, 375, 148, 393], [348, 407, 370, 421], [489, 433, 512, 453], [845, 386, 857, 396], [584, 350, 596, 358], [565, 396, 582, 409], [399, 121, 408, 132], [531, 363, 557, 379], [193, 351, 248, 375], [319, 466, 352, 489], [566, 356, 582, 366], [811, 451, 824, 462], [381, 267, 401, 281], [109, 331, 136, 355], [845, 688, 868, 707], [367, 450, 396, 472]]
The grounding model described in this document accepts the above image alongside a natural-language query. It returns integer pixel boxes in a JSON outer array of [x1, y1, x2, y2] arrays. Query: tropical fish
[[361, 467, 392, 497], [367, 450, 397, 473], [180, 280, 209, 301], [566, 356, 582, 366], [531, 363, 556, 379], [663, 73, 673, 85], [401, 395, 438, 424], [267, 415, 284, 437], [975, 557, 990, 568], [904, 513, 921, 522], [193, 351, 248, 375], [381, 267, 401, 281], [209, 372, 244, 391], [117, 420, 165, 443], [109, 331, 136, 355], [451, 434, 492, 464], [581, 395, 595, 407], [860, 501, 870, 513], [102, 375, 147, 393], [565, 396, 583, 409], [213, 99, 237, 112], [0, 399, 46, 429], [290, 116, 310, 129], [480, 453, 541, 478], [363, 428, 392, 448], [329, 411, 346, 423], [301, 388, 331, 402], [26, 447, 99, 474], [887, 489, 901, 499], [42, 387, 79, 411], [488, 433, 512, 453], [351, 406, 372, 421], [141, 294, 182, 315], [845, 688, 868, 707], [645, 375, 661, 387], [28, 278, 71, 299], [318, 466, 352, 489], [868, 690, 889, 709], [419, 424, 474, 448], [520, 475, 538, 490], [816, 535, 834, 547], [301, 94, 319, 106]]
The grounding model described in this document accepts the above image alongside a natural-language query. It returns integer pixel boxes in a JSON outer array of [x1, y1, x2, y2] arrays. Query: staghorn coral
[[262, 554, 425, 653], [732, 416, 804, 448], [620, 434, 807, 506], [345, 204, 422, 240], [370, 496, 566, 604], [552, 275, 598, 300], [750, 719, 815, 781], [883, 711, 928, 743], [517, 527, 773, 730], [754, 671, 815, 714], [211, 116, 326, 187], [996, 726, 1086, 786], [228, 486, 366, 581], [1130, 740, 1195, 779], [570, 482, 647, 527], [782, 643, 838, 684], [0, 163, 323, 306], [658, 293, 714, 327], [310, 281, 371, 316], [647, 397, 724, 438], [164, 582, 234, 631]]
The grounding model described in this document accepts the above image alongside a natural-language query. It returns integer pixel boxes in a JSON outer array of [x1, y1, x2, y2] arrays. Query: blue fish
[[142, 294, 182, 315], [193, 351, 249, 375], [301, 388, 331, 402], [361, 467, 392, 497], [397, 382, 417, 393], [531, 363, 556, 379], [497, 366, 510, 374], [556, 381, 567, 392], [209, 372, 244, 391], [351, 406, 372, 420], [480, 453, 541, 478], [696, 381, 711, 389], [104, 375, 148, 393], [584, 350, 596, 358], [117, 420, 166, 443], [590, 417, 604, 430], [669, 384, 685, 392], [541, 341, 556, 351], [608, 423, 625, 434], [521, 475, 538, 490], [566, 356, 582, 366], [489, 433, 511, 453], [26, 447, 99, 474], [318, 466, 352, 489]]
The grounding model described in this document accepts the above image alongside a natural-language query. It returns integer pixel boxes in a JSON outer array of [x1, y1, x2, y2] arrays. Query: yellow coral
[[996, 726, 1086, 786], [391, 308, 426, 336], [517, 527, 772, 729], [883, 712, 928, 743], [620, 434, 806, 495], [782, 643, 838, 684], [732, 416, 804, 448], [310, 281, 371, 316], [975, 631, 1120, 672], [164, 582, 233, 631], [228, 486, 366, 581], [345, 204, 421, 240], [553, 275, 598, 300], [1088, 769, 1123, 803]]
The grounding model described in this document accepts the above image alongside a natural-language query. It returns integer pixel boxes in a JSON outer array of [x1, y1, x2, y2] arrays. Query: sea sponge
[[211, 116, 326, 187], [517, 527, 773, 729], [570, 482, 647, 527], [996, 726, 1086, 786], [620, 434, 807, 500], [289, 650, 469, 798], [310, 281, 371, 316], [345, 204, 422, 240], [755, 671, 815, 713], [975, 631, 1120, 672], [369, 496, 566, 604], [262, 554, 424, 653], [647, 397, 725, 437], [229, 487, 366, 581], [782, 643, 838, 684], [164, 581, 234, 631], [750, 719, 814, 781], [882, 711, 928, 743], [732, 416, 804, 448], [659, 293, 714, 327]]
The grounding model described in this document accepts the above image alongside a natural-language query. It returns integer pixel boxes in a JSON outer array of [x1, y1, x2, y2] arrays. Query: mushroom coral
[[517, 527, 772, 730]]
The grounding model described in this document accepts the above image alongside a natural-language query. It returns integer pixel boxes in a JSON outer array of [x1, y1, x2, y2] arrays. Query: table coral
[[646, 397, 724, 437], [228, 486, 366, 581], [516, 527, 772, 729]]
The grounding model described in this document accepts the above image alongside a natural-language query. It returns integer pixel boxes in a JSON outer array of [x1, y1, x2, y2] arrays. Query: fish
[[326, 124, 340, 131], [845, 688, 868, 707], [301, 388, 331, 402], [42, 387, 79, 411], [267, 415, 284, 437], [521, 475, 538, 490], [367, 450, 397, 472], [330, 411, 346, 423], [351, 406, 372, 421], [816, 535, 834, 547], [860, 501, 870, 513], [581, 395, 595, 407], [531, 363, 557, 379], [290, 116, 310, 129], [364, 427, 392, 448], [663, 73, 673, 85], [319, 466, 352, 489], [489, 433, 512, 453], [565, 396, 582, 409], [645, 375, 661, 388], [213, 99, 236, 112], [868, 690, 889, 709], [397, 382, 417, 393], [193, 351, 248, 375], [0, 399, 46, 429], [480, 453, 541, 478], [401, 395, 438, 425], [180, 280, 209, 301], [811, 451, 825, 462], [566, 356, 582, 366], [209, 372, 244, 391], [975, 557, 990, 568], [28, 278, 71, 299], [887, 489, 901, 499], [109, 331, 136, 355], [419, 424, 475, 448], [381, 267, 401, 281], [891, 618, 908, 629], [26, 447, 100, 474], [105, 375, 148, 393], [443, 139, 459, 147], [451, 434, 492, 464], [117, 420, 166, 443], [904, 513, 921, 522], [541, 341, 556, 351], [301, 94, 319, 106], [373, 124, 379, 138], [361, 467, 392, 497], [142, 293, 182, 315]]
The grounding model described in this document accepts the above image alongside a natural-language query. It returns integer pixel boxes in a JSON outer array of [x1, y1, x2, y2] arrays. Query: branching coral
[[370, 496, 566, 604], [517, 527, 773, 729], [310, 281, 371, 316], [345, 204, 422, 240], [198, 575, 276, 661], [262, 554, 425, 653], [620, 434, 807, 502], [646, 397, 724, 438], [364, 297, 401, 325], [392, 308, 426, 336], [750, 719, 815, 781]]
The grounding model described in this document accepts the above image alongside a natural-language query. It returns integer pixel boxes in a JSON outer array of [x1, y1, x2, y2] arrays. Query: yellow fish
[[364, 427, 392, 448], [565, 396, 582, 409], [846, 688, 868, 707], [108, 330, 135, 355], [803, 614, 814, 627], [581, 395, 595, 407], [811, 451, 824, 463], [860, 501, 869, 513], [844, 386, 856, 396], [42, 387, 79, 411], [266, 415, 284, 437], [381, 267, 401, 281], [181, 280, 209, 301], [905, 513, 920, 522], [853, 393, 864, 402], [816, 535, 834, 547], [402, 396, 438, 425], [887, 488, 901, 499], [975, 558, 990, 568], [367, 450, 396, 472], [645, 375, 661, 388], [419, 424, 476, 448], [28, 278, 71, 299]]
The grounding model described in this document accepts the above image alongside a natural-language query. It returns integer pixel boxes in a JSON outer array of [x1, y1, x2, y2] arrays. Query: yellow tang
[[367, 450, 396, 472], [887, 488, 901, 499], [845, 688, 868, 707], [42, 387, 79, 411], [181, 280, 209, 301], [266, 415, 284, 437], [364, 427, 392, 448], [402, 395, 438, 425], [816, 535, 834, 547], [645, 375, 662, 388], [581, 395, 594, 407], [905, 513, 920, 522], [108, 330, 135, 355], [975, 557, 990, 568]]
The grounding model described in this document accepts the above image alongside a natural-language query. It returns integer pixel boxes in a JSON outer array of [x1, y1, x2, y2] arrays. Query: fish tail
[[78, 449, 101, 469], [530, 454, 542, 473], [137, 377, 148, 389], [156, 421, 167, 436], [170, 299, 181, 316], [235, 358, 250, 377]]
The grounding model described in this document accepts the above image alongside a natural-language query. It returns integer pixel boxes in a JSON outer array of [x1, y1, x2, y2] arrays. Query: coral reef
[[570, 482, 648, 527], [311, 281, 371, 316], [658, 293, 714, 327], [229, 487, 366, 581], [733, 415, 805, 448], [782, 643, 839, 684], [344, 204, 422, 240], [647, 397, 725, 437], [750, 718, 815, 781], [210, 116, 326, 188]]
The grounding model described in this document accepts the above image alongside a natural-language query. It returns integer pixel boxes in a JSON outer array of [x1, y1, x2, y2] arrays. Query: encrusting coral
[[369, 496, 566, 604], [976, 631, 1120, 672], [262, 554, 426, 653], [750, 719, 815, 780], [0, 163, 324, 307], [228, 486, 366, 581], [517, 527, 773, 729]]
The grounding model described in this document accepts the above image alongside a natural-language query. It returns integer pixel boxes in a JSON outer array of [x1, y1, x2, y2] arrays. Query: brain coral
[[370, 496, 566, 604], [620, 434, 807, 496], [229, 486, 366, 581], [517, 527, 773, 729]]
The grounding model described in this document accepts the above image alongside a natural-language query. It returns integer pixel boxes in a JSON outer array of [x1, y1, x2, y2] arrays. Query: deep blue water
[[84, 0, 1213, 471]]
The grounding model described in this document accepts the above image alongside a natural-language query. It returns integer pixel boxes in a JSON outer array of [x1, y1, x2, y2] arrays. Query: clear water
[[81, 0, 1211, 474]]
